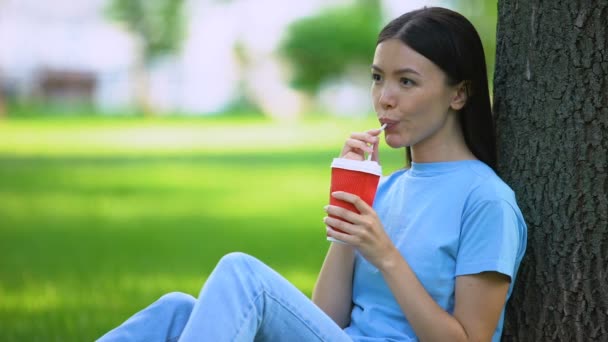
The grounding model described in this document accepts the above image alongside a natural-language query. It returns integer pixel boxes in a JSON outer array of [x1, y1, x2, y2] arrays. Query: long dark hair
[[377, 7, 497, 172]]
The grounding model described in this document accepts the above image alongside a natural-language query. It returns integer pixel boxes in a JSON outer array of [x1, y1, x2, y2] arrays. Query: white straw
[[367, 123, 388, 161]]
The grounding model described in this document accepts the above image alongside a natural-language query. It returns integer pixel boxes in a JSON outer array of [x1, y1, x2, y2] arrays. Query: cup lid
[[331, 158, 382, 176]]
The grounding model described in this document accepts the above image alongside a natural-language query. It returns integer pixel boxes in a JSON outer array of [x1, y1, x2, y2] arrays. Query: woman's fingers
[[324, 216, 357, 234], [326, 226, 358, 245], [340, 139, 371, 160], [371, 138, 380, 162], [324, 204, 360, 224], [339, 129, 383, 160], [365, 128, 383, 162], [350, 131, 380, 144], [331, 191, 373, 215], [344, 138, 373, 153]]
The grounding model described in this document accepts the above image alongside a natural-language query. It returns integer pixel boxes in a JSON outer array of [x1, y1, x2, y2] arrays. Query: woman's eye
[[400, 78, 415, 86], [371, 73, 382, 82]]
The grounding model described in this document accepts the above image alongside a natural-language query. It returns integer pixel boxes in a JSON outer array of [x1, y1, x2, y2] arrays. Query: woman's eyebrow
[[371, 65, 421, 76]]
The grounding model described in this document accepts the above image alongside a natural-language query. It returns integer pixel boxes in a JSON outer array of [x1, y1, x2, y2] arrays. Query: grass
[[0, 115, 406, 341]]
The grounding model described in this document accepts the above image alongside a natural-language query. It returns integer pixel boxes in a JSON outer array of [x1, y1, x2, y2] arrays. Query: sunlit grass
[[0, 115, 406, 341], [0, 116, 403, 157]]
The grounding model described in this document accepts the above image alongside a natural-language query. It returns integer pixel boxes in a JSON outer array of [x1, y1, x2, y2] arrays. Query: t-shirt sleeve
[[455, 199, 523, 279]]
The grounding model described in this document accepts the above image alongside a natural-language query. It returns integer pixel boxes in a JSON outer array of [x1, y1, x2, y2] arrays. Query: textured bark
[[494, 0, 608, 340]]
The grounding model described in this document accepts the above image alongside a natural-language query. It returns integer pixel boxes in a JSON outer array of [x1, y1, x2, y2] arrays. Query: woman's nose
[[379, 86, 397, 110]]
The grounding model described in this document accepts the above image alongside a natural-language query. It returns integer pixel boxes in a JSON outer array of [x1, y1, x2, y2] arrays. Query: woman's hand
[[323, 191, 398, 269], [340, 128, 383, 161]]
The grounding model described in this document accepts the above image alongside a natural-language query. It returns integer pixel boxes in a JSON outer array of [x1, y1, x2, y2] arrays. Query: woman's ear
[[450, 81, 470, 111]]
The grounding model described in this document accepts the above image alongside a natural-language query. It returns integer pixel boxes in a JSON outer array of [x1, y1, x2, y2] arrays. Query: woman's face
[[371, 39, 463, 151]]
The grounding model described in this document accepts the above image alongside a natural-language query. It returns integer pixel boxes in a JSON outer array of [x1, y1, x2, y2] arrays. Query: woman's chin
[[385, 135, 408, 149]]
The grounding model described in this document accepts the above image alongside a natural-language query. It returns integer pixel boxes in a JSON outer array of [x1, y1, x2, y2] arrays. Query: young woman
[[98, 7, 527, 342]]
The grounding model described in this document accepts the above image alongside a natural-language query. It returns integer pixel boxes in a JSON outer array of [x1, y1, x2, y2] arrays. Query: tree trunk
[[494, 0, 608, 340], [132, 37, 154, 116], [133, 57, 154, 116]]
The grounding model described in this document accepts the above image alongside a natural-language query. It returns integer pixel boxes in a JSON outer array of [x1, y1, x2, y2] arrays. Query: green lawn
[[0, 115, 405, 341]]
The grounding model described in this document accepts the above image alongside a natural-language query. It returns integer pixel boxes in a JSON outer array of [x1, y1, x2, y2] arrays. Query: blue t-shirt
[[343, 160, 527, 342]]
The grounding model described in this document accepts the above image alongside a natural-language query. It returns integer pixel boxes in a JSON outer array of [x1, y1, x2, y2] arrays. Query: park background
[[0, 0, 498, 340]]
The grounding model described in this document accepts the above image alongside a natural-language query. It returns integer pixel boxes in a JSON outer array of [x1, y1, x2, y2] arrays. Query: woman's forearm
[[379, 249, 468, 342], [312, 243, 355, 328]]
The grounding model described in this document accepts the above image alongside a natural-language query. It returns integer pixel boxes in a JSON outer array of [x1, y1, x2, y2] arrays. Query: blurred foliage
[[279, 0, 382, 94], [279, 0, 498, 95], [5, 100, 100, 118], [452, 0, 498, 84], [218, 94, 265, 118], [105, 0, 186, 62]]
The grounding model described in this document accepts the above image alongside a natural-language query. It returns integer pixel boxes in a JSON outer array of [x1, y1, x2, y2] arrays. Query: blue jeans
[[97, 252, 353, 342]]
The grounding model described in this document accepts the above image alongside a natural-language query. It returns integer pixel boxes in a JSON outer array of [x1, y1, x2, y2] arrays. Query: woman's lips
[[379, 118, 398, 129]]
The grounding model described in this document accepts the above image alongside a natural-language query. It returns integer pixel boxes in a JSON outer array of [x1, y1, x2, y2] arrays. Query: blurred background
[[0, 0, 496, 340]]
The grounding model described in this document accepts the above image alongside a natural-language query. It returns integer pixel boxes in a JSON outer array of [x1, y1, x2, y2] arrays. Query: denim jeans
[[97, 252, 353, 342]]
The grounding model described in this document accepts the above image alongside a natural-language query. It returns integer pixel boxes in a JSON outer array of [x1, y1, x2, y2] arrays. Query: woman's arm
[[379, 248, 510, 342], [312, 243, 355, 328], [325, 193, 511, 341], [313, 127, 383, 327]]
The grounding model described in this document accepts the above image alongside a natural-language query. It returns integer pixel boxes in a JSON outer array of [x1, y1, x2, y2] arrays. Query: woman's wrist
[[377, 246, 402, 273]]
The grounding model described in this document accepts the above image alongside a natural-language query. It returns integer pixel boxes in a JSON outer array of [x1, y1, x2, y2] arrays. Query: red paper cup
[[327, 158, 382, 243]]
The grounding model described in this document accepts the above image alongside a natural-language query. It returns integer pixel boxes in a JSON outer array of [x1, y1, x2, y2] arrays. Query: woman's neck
[[409, 114, 476, 163]]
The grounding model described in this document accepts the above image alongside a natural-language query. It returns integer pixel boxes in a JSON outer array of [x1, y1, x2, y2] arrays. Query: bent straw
[[367, 123, 388, 161]]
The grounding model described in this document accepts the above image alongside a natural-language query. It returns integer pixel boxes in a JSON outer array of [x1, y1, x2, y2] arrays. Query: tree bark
[[133, 59, 154, 116], [494, 0, 608, 340]]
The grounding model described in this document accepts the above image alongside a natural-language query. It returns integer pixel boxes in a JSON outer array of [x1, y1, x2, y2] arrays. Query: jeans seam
[[263, 290, 331, 341], [237, 255, 339, 342], [232, 287, 264, 341]]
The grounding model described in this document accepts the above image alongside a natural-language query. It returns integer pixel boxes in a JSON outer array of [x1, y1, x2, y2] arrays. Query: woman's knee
[[156, 292, 196, 315], [217, 252, 258, 271]]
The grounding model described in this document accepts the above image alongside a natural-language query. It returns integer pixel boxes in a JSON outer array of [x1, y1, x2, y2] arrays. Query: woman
[[98, 7, 527, 342]]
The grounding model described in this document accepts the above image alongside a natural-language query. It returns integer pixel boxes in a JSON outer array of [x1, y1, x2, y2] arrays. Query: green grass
[[0, 115, 406, 341]]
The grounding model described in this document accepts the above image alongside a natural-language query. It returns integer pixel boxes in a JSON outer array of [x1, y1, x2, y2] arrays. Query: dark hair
[[377, 7, 497, 172]]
